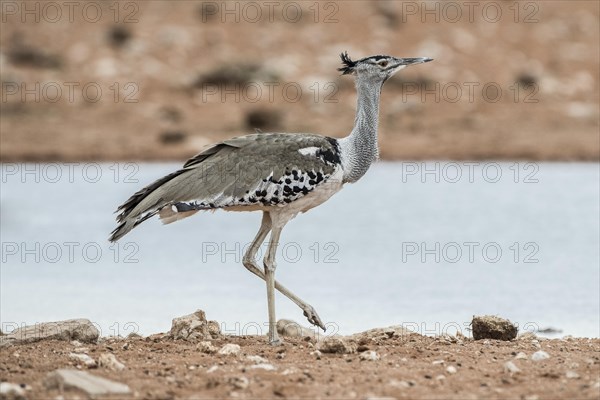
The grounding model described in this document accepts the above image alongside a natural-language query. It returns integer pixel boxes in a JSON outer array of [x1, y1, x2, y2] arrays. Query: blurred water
[[1, 162, 599, 338]]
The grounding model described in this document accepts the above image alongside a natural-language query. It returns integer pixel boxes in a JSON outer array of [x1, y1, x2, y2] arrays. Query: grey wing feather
[[109, 133, 341, 242]]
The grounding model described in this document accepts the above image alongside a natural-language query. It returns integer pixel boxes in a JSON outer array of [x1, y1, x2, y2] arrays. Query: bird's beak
[[386, 57, 432, 79], [394, 57, 433, 67]]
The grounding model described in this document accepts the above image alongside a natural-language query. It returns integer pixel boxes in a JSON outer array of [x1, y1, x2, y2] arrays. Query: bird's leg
[[263, 226, 282, 345], [242, 214, 326, 332]]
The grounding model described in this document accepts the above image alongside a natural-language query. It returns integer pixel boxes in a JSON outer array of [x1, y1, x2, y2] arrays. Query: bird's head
[[338, 52, 432, 84]]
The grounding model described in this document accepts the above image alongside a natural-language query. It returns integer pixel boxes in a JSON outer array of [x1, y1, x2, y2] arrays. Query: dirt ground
[[1, 1, 599, 162], [1, 329, 599, 400]]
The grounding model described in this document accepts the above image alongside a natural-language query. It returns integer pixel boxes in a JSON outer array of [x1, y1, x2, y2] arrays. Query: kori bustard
[[110, 52, 432, 345]]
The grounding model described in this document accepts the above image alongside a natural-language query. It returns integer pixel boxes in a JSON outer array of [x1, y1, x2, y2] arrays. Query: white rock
[[435, 374, 446, 381], [198, 341, 218, 354], [310, 350, 322, 360], [359, 350, 380, 361], [98, 353, 125, 371], [565, 370, 580, 379], [206, 365, 219, 373], [44, 369, 130, 396], [170, 310, 220, 341], [446, 365, 457, 374], [504, 361, 521, 374], [246, 355, 268, 364], [69, 353, 97, 368], [218, 343, 241, 355], [249, 363, 276, 371], [432, 360, 445, 365], [0, 382, 26, 398], [531, 350, 550, 361], [514, 352, 528, 360]]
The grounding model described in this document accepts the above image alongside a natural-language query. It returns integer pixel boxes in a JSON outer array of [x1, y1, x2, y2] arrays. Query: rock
[[206, 365, 219, 373], [565, 370, 580, 379], [228, 376, 249, 390], [169, 310, 220, 341], [246, 355, 268, 364], [348, 325, 414, 342], [318, 337, 356, 354], [276, 319, 317, 340], [471, 315, 518, 341], [218, 343, 240, 355], [310, 350, 322, 360], [0, 319, 99, 347], [0, 382, 27, 400], [197, 341, 218, 354], [531, 350, 550, 361], [504, 361, 521, 374], [98, 353, 125, 371], [514, 352, 528, 360], [446, 365, 457, 374], [359, 350, 380, 361], [44, 369, 131, 396], [249, 363, 276, 371], [69, 353, 97, 368]]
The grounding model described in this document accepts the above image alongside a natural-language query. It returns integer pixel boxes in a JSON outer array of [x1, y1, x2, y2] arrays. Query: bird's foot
[[303, 306, 326, 332], [269, 336, 284, 346]]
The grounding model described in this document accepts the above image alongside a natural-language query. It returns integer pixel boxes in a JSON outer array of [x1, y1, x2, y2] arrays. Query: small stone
[[229, 376, 249, 390], [514, 352, 528, 360], [69, 353, 97, 368], [249, 363, 276, 371], [98, 353, 125, 371], [44, 369, 130, 396], [504, 361, 521, 374], [435, 374, 446, 381], [198, 341, 218, 354], [359, 350, 380, 361], [276, 319, 317, 339], [246, 355, 268, 364], [0, 382, 26, 399], [317, 337, 356, 354], [524, 395, 539, 400], [446, 365, 457, 374], [565, 370, 580, 379], [471, 315, 518, 341], [218, 343, 241, 355], [206, 365, 219, 373], [432, 360, 445, 365], [310, 350, 322, 360], [531, 351, 550, 361]]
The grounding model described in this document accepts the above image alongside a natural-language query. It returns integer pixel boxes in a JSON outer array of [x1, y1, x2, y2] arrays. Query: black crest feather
[[337, 51, 356, 75]]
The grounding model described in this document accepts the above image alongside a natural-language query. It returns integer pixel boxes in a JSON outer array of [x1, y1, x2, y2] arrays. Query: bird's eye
[[378, 61, 388, 68]]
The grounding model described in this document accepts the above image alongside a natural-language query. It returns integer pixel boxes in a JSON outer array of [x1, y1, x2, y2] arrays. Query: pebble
[[317, 337, 356, 354], [207, 365, 219, 373], [359, 350, 380, 361], [218, 343, 241, 355], [514, 352, 528, 360], [249, 363, 276, 371], [69, 352, 97, 368], [435, 374, 446, 381], [98, 353, 125, 371], [198, 341, 218, 354], [531, 350, 550, 361], [504, 361, 521, 374], [310, 350, 322, 360], [432, 360, 445, 365], [565, 370, 580, 379], [446, 365, 457, 374], [246, 355, 268, 364], [0, 382, 26, 398]]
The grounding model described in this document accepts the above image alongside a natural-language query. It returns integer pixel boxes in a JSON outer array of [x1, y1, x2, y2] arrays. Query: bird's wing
[[115, 133, 342, 225]]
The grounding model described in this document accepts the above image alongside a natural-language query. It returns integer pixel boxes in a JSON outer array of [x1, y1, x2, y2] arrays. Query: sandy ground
[[1, 329, 599, 399], [1, 1, 599, 162]]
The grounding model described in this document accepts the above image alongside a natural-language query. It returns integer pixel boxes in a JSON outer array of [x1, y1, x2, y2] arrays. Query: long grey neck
[[338, 77, 383, 183]]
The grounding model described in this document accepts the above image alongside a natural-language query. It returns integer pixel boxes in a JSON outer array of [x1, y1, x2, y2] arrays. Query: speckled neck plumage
[[339, 77, 383, 183]]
